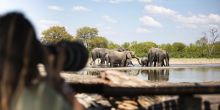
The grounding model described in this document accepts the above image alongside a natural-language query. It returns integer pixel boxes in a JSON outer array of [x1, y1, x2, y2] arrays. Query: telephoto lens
[[46, 41, 88, 71]]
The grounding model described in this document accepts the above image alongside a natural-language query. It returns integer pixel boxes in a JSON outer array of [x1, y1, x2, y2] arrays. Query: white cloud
[[144, 5, 220, 29], [92, 0, 152, 4], [174, 14, 220, 29], [139, 0, 152, 3], [102, 15, 118, 23], [139, 16, 162, 27], [144, 5, 177, 17], [72, 5, 90, 12], [92, 0, 133, 4], [92, 0, 102, 2], [136, 27, 150, 33], [48, 5, 64, 11], [177, 14, 220, 29], [177, 14, 209, 24], [109, 0, 133, 4]]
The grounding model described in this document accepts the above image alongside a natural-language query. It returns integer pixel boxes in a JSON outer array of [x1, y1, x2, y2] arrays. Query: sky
[[0, 0, 220, 45]]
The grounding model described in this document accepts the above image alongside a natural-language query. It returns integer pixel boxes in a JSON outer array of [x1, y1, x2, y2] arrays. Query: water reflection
[[144, 69, 169, 82], [78, 69, 169, 82], [77, 65, 220, 83], [109, 69, 169, 82], [169, 67, 220, 83]]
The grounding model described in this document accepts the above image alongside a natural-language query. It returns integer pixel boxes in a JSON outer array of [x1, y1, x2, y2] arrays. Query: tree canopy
[[76, 26, 98, 39], [88, 36, 108, 51], [129, 41, 157, 57], [76, 26, 98, 48], [172, 42, 186, 52], [41, 26, 74, 44], [107, 42, 120, 49]]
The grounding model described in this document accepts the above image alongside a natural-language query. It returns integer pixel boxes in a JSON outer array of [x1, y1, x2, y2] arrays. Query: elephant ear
[[126, 52, 132, 59]]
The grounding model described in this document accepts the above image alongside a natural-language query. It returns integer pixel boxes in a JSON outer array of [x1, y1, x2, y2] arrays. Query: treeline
[[41, 26, 220, 58]]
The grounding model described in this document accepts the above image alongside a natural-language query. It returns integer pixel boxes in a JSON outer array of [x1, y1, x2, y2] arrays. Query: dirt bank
[[131, 58, 220, 65], [87, 58, 220, 67]]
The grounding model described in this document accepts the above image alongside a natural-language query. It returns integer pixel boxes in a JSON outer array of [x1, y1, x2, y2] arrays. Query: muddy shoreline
[[87, 58, 220, 67]]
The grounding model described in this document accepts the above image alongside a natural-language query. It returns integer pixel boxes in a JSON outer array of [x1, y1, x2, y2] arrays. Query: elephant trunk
[[135, 57, 142, 65]]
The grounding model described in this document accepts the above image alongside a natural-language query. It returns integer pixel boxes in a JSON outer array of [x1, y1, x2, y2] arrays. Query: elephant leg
[[157, 55, 163, 67], [150, 56, 154, 67], [158, 60, 163, 67], [153, 56, 157, 67], [121, 59, 126, 67], [145, 62, 147, 67], [161, 59, 165, 67], [166, 57, 169, 66], [105, 61, 109, 67], [148, 55, 152, 66], [154, 60, 157, 67], [164, 59, 167, 66], [150, 60, 153, 67], [125, 61, 129, 67], [110, 61, 114, 67], [100, 58, 105, 65]]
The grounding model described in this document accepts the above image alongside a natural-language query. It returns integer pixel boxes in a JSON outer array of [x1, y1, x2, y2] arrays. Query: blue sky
[[0, 0, 220, 45]]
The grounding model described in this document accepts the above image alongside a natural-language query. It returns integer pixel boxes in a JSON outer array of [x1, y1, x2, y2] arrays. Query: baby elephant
[[140, 57, 149, 67], [127, 60, 134, 66]]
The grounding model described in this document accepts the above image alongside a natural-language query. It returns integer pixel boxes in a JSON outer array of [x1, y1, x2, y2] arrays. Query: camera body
[[46, 41, 88, 71]]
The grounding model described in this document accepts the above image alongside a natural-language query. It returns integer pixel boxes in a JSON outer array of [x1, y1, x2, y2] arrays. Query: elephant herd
[[90, 47, 169, 67]]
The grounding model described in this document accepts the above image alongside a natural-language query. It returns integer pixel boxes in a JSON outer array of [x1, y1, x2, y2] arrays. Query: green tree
[[172, 42, 186, 52], [129, 41, 157, 57], [212, 41, 220, 58], [76, 26, 98, 48], [41, 26, 74, 44], [108, 41, 120, 49], [184, 44, 201, 58], [159, 43, 172, 53], [195, 36, 208, 57], [170, 42, 186, 58], [88, 36, 108, 51], [121, 42, 130, 49]]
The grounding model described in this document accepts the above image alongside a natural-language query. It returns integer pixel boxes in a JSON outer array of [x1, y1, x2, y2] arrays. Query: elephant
[[138, 57, 149, 67], [106, 50, 140, 67], [157, 50, 169, 66], [105, 60, 134, 67], [148, 48, 169, 67], [147, 48, 158, 67], [90, 48, 110, 66], [127, 60, 134, 66]]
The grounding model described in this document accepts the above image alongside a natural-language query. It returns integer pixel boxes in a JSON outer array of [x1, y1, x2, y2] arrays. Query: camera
[[46, 41, 88, 71]]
